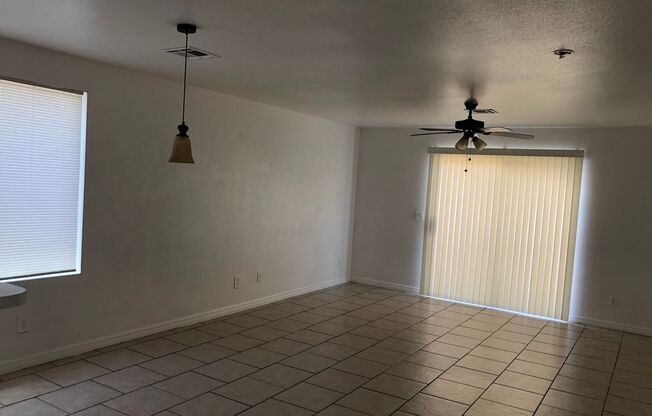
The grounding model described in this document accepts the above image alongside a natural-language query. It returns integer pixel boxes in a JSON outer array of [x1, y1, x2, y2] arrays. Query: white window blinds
[[421, 151, 583, 320], [0, 78, 86, 282]]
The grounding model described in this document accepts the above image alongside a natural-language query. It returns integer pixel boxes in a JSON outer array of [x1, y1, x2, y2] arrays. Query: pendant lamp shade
[[455, 136, 469, 151], [472, 136, 487, 151], [169, 123, 194, 163], [169, 23, 196, 164]]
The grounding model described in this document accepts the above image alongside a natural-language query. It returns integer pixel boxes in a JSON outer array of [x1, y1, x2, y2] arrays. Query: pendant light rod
[[176, 23, 196, 124]]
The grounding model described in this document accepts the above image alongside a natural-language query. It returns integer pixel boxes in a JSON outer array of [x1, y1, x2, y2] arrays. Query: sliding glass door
[[421, 151, 583, 320]]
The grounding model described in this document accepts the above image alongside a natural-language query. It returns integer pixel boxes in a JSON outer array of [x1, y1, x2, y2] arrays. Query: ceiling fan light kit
[[169, 23, 196, 164], [553, 48, 574, 59]]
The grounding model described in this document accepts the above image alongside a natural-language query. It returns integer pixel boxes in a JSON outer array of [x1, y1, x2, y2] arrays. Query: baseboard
[[351, 275, 419, 293], [0, 276, 348, 376], [572, 315, 652, 337]]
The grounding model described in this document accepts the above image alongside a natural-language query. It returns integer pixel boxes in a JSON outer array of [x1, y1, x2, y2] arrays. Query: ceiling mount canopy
[[169, 23, 196, 164]]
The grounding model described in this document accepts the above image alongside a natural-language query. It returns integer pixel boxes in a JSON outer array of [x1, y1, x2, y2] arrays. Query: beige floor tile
[[356, 346, 408, 365], [550, 375, 608, 400], [230, 348, 286, 368], [482, 336, 528, 353], [502, 323, 541, 336], [333, 356, 389, 378], [72, 404, 126, 415], [249, 364, 311, 388], [541, 389, 603, 415], [38, 361, 110, 387], [534, 404, 582, 415], [422, 341, 470, 359], [565, 353, 614, 373], [266, 318, 311, 333], [307, 368, 368, 394], [604, 395, 652, 416], [177, 343, 235, 363], [571, 345, 618, 361], [165, 329, 216, 346], [492, 330, 534, 345], [0, 374, 59, 405], [609, 381, 652, 404], [613, 368, 652, 389], [259, 339, 311, 356], [482, 384, 543, 412], [507, 360, 558, 380], [242, 326, 289, 342], [211, 334, 264, 351], [449, 326, 493, 340], [363, 373, 424, 399], [215, 377, 283, 405], [400, 392, 468, 416], [194, 359, 257, 382], [128, 338, 187, 358], [440, 366, 496, 389], [139, 353, 203, 377], [249, 308, 294, 321], [154, 371, 223, 399], [466, 398, 532, 416], [533, 334, 576, 348], [330, 333, 378, 349], [169, 392, 248, 416], [376, 337, 424, 354], [39, 380, 120, 413], [87, 349, 151, 371], [275, 382, 343, 411], [318, 404, 369, 415], [105, 386, 183, 416], [422, 378, 484, 405], [93, 365, 166, 393], [285, 329, 334, 345], [518, 350, 565, 368], [308, 342, 360, 361], [393, 330, 438, 344], [470, 345, 518, 363], [617, 358, 652, 376], [460, 319, 503, 333], [197, 322, 245, 337], [282, 352, 337, 373], [337, 388, 404, 416], [557, 364, 612, 385], [456, 355, 508, 375], [406, 351, 457, 371], [225, 314, 270, 329], [0, 398, 66, 416], [436, 333, 482, 349], [386, 362, 442, 384], [239, 398, 312, 415], [526, 342, 572, 357], [409, 322, 450, 336], [495, 371, 551, 395]]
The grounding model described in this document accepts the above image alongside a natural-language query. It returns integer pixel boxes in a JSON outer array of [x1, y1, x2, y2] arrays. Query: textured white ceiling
[[1, 0, 651, 127]]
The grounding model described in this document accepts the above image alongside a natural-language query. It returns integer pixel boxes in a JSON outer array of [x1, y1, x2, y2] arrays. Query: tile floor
[[1, 283, 651, 416]]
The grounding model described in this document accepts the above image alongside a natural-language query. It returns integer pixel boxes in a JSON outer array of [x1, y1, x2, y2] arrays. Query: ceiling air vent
[[163, 46, 219, 60]]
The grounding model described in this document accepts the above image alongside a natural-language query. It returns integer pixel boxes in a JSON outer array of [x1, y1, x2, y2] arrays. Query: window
[[421, 149, 583, 320], [0, 78, 87, 282]]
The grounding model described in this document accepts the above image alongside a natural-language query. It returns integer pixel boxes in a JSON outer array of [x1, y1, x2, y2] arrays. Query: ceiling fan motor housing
[[455, 118, 484, 131]]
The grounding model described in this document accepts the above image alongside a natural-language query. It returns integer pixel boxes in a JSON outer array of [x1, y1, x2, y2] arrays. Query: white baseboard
[[351, 275, 419, 293], [0, 276, 348, 376], [572, 315, 652, 337]]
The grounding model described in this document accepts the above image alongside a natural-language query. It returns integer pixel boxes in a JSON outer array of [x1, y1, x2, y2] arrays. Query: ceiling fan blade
[[410, 132, 460, 137], [487, 131, 535, 140], [473, 108, 498, 114], [482, 126, 513, 133], [419, 128, 460, 132]]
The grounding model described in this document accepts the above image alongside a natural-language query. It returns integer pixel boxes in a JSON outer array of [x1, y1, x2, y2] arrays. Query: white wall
[[351, 127, 652, 334], [0, 38, 358, 372]]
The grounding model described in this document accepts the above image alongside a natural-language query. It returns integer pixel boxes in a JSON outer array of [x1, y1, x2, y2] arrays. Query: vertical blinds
[[421, 152, 583, 320], [0, 78, 86, 282]]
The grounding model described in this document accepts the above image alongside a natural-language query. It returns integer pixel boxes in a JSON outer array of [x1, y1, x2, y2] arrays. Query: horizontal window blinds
[[421, 153, 583, 320], [0, 78, 86, 281]]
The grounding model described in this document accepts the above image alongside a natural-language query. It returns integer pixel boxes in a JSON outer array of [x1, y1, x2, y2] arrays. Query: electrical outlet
[[233, 276, 240, 289], [16, 317, 28, 334], [256, 272, 263, 282], [609, 296, 617, 306]]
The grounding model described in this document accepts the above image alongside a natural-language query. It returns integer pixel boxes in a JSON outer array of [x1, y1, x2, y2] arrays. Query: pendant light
[[169, 23, 196, 164]]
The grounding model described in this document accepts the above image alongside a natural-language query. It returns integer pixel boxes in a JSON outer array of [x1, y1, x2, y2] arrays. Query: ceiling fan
[[411, 98, 534, 151]]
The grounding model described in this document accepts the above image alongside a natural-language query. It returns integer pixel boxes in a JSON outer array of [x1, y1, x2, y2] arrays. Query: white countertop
[[0, 283, 26, 309]]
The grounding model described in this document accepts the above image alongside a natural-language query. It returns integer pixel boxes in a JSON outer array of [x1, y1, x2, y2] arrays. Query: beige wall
[[351, 127, 652, 334], [0, 38, 358, 372]]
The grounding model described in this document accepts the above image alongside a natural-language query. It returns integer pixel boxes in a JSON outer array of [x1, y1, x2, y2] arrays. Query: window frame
[[0, 77, 87, 283]]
